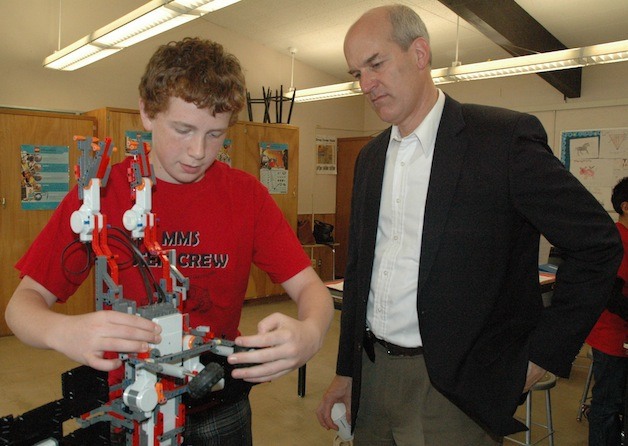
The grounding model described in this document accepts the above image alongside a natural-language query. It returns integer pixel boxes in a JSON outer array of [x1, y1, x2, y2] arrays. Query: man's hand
[[316, 375, 352, 432], [228, 312, 324, 382]]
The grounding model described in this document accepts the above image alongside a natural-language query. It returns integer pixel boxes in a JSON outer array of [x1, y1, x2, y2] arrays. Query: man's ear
[[412, 37, 431, 70], [621, 201, 628, 214], [138, 98, 153, 131]]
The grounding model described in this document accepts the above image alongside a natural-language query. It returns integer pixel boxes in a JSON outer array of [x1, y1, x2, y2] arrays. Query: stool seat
[[504, 372, 557, 445], [532, 373, 558, 391]]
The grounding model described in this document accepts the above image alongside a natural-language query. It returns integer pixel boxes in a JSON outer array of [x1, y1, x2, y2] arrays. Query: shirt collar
[[389, 89, 446, 156]]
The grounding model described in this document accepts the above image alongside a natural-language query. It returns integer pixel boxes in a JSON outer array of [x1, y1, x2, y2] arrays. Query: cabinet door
[[241, 123, 298, 228], [227, 122, 299, 298], [85, 108, 145, 164], [0, 110, 97, 336], [335, 137, 372, 278]]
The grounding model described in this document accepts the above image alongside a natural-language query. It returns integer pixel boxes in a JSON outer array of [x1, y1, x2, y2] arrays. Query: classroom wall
[[1, 0, 627, 220], [362, 62, 628, 145]]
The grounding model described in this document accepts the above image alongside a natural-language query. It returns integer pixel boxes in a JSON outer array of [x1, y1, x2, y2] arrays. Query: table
[[539, 272, 556, 307], [325, 279, 344, 310], [539, 272, 556, 291]]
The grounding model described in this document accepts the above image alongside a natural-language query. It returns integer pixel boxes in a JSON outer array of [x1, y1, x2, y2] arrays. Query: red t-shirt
[[16, 158, 310, 340], [586, 222, 628, 357]]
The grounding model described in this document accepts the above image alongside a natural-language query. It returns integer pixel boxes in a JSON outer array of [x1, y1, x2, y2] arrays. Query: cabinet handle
[[1, 197, 5, 208]]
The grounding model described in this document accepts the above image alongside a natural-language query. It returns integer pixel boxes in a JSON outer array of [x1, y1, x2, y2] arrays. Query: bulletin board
[[561, 127, 628, 211]]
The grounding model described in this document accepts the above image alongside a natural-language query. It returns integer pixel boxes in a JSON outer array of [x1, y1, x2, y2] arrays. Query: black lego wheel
[[187, 362, 225, 400]]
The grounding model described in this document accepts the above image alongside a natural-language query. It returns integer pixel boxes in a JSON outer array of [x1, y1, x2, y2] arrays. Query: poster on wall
[[20, 144, 69, 210], [125, 130, 152, 153], [259, 141, 289, 194], [561, 127, 628, 211], [316, 135, 337, 175], [218, 138, 233, 166]]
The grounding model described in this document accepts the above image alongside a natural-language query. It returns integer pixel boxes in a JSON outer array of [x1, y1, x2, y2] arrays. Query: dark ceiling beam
[[437, 0, 581, 98]]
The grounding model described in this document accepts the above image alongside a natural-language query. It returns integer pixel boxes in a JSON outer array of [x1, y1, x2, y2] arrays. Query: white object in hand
[[332, 402, 353, 441]]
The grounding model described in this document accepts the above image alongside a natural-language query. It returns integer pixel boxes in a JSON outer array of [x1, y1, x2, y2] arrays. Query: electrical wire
[[61, 226, 169, 305], [109, 226, 168, 304], [61, 238, 92, 276], [107, 231, 155, 305]]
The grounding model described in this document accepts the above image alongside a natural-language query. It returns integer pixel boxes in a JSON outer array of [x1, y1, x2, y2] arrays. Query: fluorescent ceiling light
[[286, 81, 362, 103], [431, 39, 628, 84], [44, 45, 122, 71], [287, 39, 628, 102], [43, 0, 241, 71]]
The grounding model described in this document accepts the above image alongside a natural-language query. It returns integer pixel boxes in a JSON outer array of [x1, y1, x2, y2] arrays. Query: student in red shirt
[[5, 37, 333, 444], [586, 177, 628, 446]]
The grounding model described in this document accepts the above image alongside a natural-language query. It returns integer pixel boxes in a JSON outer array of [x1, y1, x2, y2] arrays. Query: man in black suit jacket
[[316, 4, 622, 444]]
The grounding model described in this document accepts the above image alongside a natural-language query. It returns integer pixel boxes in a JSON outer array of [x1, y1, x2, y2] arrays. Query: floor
[[0, 298, 593, 445]]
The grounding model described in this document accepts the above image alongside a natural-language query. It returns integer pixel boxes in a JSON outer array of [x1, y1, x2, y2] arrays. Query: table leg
[[298, 364, 306, 397]]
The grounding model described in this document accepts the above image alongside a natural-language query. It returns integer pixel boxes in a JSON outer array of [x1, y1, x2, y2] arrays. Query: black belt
[[364, 330, 424, 360]]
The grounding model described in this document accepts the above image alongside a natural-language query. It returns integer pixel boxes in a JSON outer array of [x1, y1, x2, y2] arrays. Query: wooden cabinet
[[0, 109, 97, 336], [227, 121, 298, 229], [227, 121, 299, 298], [335, 137, 372, 278]]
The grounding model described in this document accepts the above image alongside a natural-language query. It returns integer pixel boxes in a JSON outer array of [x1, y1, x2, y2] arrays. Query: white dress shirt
[[366, 90, 446, 347]]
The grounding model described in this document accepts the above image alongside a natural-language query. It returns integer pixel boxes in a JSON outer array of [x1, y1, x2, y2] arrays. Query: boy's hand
[[50, 311, 162, 371], [6, 277, 161, 372], [227, 312, 323, 382]]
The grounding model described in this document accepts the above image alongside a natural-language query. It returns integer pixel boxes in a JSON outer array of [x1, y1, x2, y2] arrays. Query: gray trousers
[[354, 342, 501, 446]]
